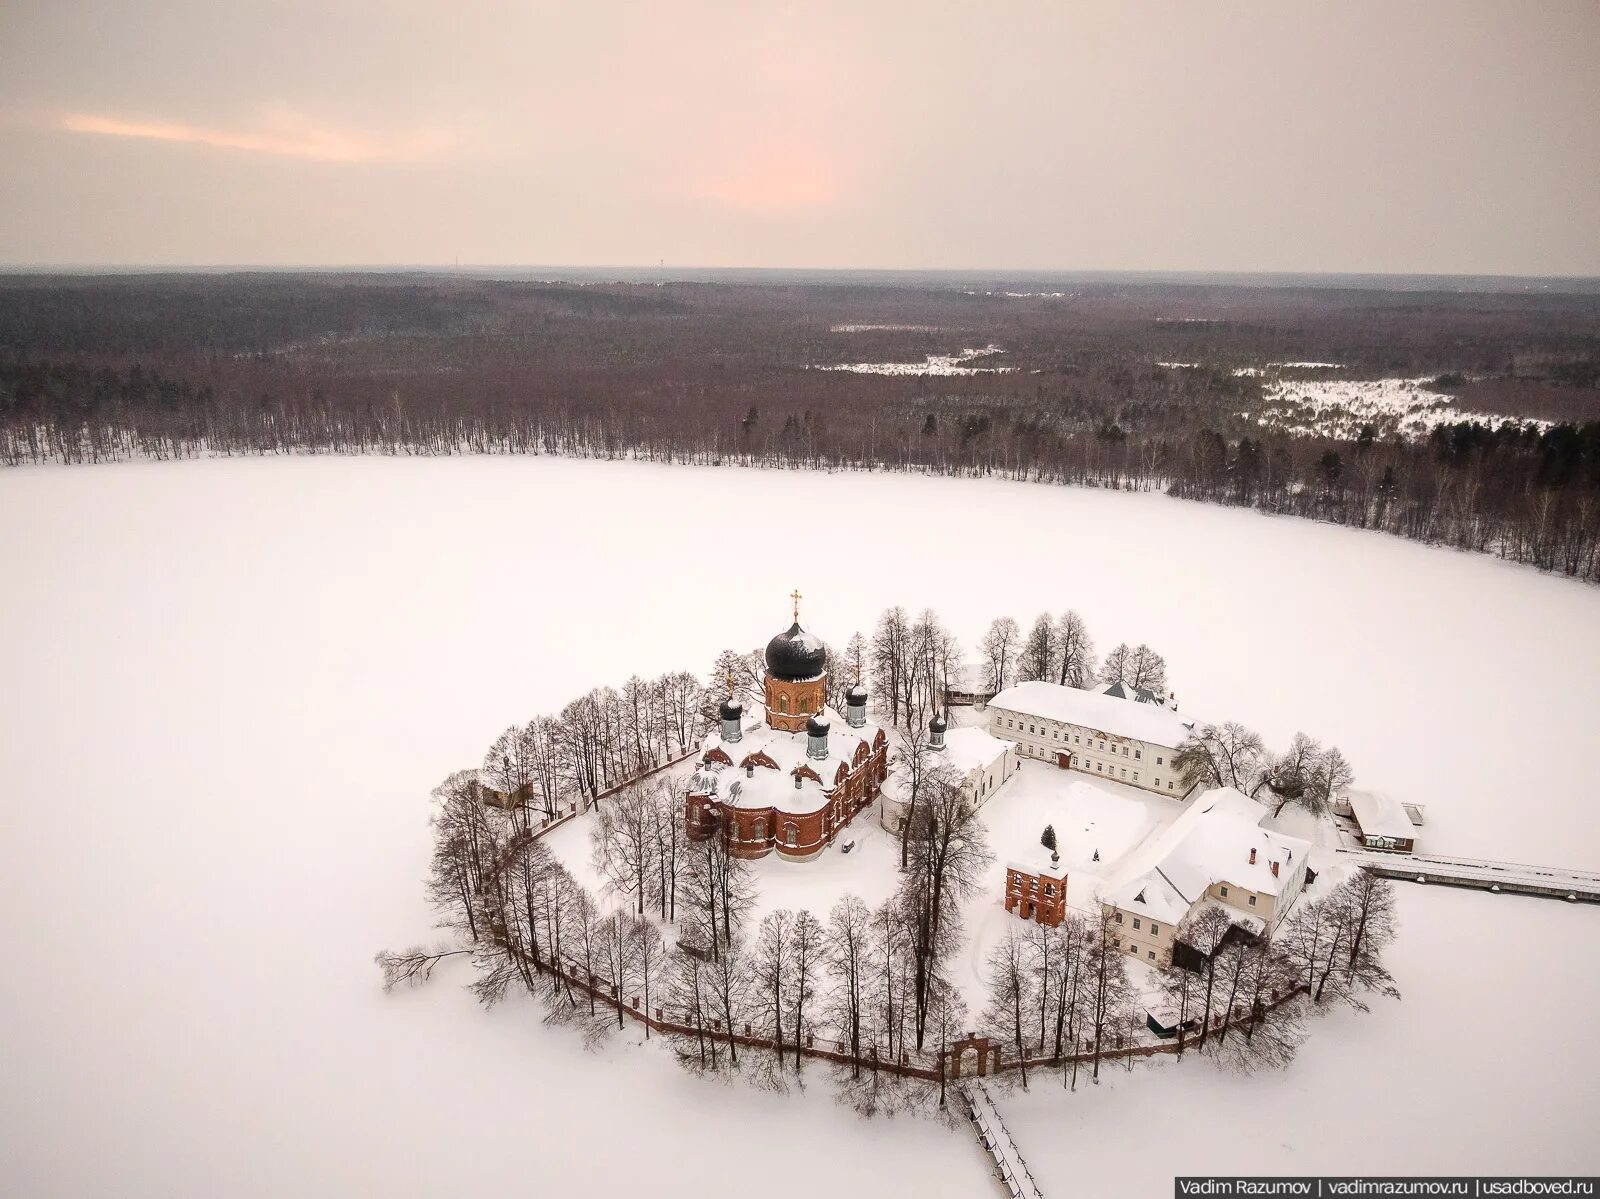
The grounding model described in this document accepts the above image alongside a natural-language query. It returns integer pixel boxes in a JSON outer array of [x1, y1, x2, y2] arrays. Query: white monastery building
[[1100, 787, 1311, 967], [880, 711, 1018, 832], [985, 679, 1196, 796]]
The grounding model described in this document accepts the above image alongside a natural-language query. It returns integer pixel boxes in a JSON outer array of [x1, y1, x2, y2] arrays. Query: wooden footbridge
[[960, 1080, 1046, 1199], [1335, 847, 1600, 902]]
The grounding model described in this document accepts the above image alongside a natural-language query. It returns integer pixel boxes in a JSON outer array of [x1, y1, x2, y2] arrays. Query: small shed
[[1146, 1007, 1199, 1039], [1347, 788, 1418, 853]]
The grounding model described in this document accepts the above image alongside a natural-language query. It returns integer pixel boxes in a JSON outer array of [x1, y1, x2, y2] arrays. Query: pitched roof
[[989, 679, 1195, 747], [1347, 788, 1416, 842], [1102, 787, 1311, 924]]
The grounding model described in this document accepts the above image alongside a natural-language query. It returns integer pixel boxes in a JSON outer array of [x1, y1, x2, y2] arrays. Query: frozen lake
[[2, 455, 1597, 1195]]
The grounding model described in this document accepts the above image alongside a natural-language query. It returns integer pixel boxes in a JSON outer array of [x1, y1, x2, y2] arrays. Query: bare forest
[[4, 272, 1597, 580]]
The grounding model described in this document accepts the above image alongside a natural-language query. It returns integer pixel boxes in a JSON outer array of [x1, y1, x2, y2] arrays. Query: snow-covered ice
[[2, 455, 1598, 1195]]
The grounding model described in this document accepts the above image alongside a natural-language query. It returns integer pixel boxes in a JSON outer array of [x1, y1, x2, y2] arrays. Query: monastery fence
[[478, 745, 1311, 1084], [525, 945, 1312, 1085], [484, 747, 699, 881]]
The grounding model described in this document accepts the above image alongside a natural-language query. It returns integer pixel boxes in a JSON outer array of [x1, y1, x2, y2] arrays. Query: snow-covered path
[[1334, 847, 1600, 900], [963, 1081, 1046, 1199]]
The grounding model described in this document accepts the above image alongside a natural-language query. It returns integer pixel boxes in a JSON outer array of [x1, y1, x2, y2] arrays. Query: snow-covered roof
[[698, 705, 882, 816], [1007, 843, 1067, 879], [939, 726, 1010, 774], [1347, 788, 1415, 842], [1102, 787, 1311, 925], [1103, 868, 1190, 925], [989, 680, 1195, 747]]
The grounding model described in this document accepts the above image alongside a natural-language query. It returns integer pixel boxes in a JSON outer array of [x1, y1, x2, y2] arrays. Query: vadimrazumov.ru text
[[1176, 1179, 1597, 1198]]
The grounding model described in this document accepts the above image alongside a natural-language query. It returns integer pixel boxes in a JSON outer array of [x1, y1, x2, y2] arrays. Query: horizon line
[[2, 262, 1599, 284]]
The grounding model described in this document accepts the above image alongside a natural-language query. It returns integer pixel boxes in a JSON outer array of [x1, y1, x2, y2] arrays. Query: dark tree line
[[4, 275, 1599, 581]]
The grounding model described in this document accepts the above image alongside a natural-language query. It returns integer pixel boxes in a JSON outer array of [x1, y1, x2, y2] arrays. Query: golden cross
[[725, 670, 735, 697], [790, 588, 802, 623]]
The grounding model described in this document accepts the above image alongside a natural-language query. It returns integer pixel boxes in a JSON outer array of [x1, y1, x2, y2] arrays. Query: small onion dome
[[719, 696, 744, 721], [764, 621, 828, 682], [929, 711, 948, 735], [806, 713, 831, 737], [847, 682, 869, 703]]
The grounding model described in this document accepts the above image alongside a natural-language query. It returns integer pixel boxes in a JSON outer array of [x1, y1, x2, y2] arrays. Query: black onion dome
[[847, 682, 869, 702], [764, 622, 828, 681], [929, 711, 948, 733], [719, 696, 743, 721], [807, 713, 831, 737]]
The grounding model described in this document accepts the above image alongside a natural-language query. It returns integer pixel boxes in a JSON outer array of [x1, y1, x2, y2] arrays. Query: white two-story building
[[1100, 787, 1312, 967], [986, 679, 1196, 797]]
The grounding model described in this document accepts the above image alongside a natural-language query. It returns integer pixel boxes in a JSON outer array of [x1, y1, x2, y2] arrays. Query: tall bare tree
[[1020, 613, 1058, 682], [983, 929, 1035, 1088], [1054, 610, 1097, 688], [978, 616, 1021, 694]]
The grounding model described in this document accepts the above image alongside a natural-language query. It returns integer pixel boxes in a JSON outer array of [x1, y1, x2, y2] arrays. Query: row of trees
[[1175, 723, 1355, 819], [381, 759, 994, 1115], [479, 669, 707, 823], [983, 868, 1401, 1092], [862, 601, 1170, 735], [979, 611, 1165, 697]]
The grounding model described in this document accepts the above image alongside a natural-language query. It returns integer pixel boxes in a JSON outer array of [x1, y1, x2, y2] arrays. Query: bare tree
[[787, 908, 824, 1075], [1158, 950, 1203, 1059], [1175, 722, 1267, 793], [1098, 642, 1132, 688], [374, 945, 473, 990], [1127, 643, 1168, 692], [1307, 745, 1355, 817], [752, 910, 794, 1070], [978, 616, 1021, 695], [925, 975, 969, 1109], [591, 778, 652, 914], [983, 929, 1035, 1088], [1020, 613, 1057, 682], [891, 722, 931, 869], [901, 764, 993, 1049], [825, 894, 874, 1079], [1177, 903, 1236, 1049], [1085, 909, 1135, 1083], [596, 910, 634, 1029], [1342, 870, 1401, 1001], [1258, 731, 1322, 814], [704, 935, 751, 1067], [870, 607, 912, 727], [627, 914, 665, 1040], [1054, 610, 1096, 688]]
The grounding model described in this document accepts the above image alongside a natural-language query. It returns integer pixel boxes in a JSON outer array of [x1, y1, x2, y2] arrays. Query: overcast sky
[[1, 0, 1596, 274]]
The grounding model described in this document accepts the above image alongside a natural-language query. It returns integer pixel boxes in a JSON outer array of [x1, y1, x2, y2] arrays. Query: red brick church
[[685, 595, 888, 860]]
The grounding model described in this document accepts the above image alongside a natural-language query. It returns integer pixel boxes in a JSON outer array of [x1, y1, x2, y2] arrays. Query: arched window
[[779, 695, 789, 713], [784, 823, 798, 847]]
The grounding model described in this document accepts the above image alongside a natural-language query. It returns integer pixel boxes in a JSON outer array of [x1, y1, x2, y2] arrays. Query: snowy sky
[[1, 0, 1597, 274]]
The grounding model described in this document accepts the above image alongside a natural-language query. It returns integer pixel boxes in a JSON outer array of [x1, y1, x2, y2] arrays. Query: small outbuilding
[[1346, 788, 1418, 853], [1004, 845, 1068, 927]]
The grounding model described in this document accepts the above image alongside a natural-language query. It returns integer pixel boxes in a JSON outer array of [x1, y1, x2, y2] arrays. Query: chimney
[[1249, 847, 1257, 865], [1271, 861, 1280, 878]]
